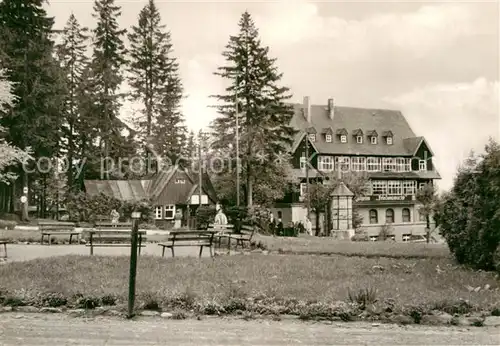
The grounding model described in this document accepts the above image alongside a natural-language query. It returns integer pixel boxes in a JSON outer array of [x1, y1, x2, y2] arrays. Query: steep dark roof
[[84, 165, 218, 204], [84, 180, 149, 202], [290, 103, 424, 156]]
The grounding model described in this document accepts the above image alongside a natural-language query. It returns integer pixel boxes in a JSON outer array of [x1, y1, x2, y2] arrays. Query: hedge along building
[[272, 96, 441, 242], [84, 165, 217, 228]]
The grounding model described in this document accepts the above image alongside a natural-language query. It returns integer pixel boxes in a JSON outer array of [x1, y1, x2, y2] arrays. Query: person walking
[[304, 216, 313, 236]]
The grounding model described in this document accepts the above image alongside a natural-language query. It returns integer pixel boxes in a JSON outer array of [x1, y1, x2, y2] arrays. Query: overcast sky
[[45, 0, 499, 191]]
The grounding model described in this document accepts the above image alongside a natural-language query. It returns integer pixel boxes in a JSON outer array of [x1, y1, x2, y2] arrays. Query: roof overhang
[[291, 132, 320, 153], [412, 137, 435, 157]]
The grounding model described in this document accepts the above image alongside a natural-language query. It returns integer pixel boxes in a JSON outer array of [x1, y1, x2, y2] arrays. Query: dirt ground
[[0, 313, 498, 345]]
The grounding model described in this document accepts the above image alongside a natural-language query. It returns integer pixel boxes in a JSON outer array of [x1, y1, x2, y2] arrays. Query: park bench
[[0, 240, 7, 258], [209, 224, 234, 248], [227, 223, 256, 250], [86, 222, 146, 255], [39, 221, 79, 245], [158, 230, 216, 258]]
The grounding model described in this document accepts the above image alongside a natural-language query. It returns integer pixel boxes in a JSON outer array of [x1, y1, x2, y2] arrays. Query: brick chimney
[[328, 98, 334, 120], [303, 96, 311, 123]]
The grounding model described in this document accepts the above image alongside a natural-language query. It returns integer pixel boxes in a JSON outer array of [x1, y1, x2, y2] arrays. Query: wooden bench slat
[[159, 230, 216, 258], [86, 229, 146, 255], [39, 222, 79, 245]]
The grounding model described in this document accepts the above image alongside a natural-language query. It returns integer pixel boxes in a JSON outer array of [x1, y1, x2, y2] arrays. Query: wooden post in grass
[[127, 211, 141, 318]]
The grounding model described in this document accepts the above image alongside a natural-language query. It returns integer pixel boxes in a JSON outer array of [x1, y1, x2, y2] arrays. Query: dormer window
[[325, 134, 332, 143], [382, 130, 393, 145], [336, 128, 348, 143], [308, 134, 316, 142], [352, 129, 364, 144], [175, 179, 186, 184], [371, 136, 377, 144]]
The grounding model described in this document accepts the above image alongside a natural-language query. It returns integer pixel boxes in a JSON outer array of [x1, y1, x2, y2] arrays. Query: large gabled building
[[273, 96, 440, 241]]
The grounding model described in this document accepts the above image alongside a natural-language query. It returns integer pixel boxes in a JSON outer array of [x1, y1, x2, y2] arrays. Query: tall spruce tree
[[128, 0, 186, 168], [55, 14, 90, 192], [211, 11, 296, 206], [90, 0, 127, 178], [0, 0, 65, 218]]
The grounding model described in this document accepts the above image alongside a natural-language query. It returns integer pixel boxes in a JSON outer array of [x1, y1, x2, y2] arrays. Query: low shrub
[[101, 294, 117, 306], [75, 296, 101, 310], [195, 205, 217, 230], [140, 292, 161, 311], [0, 219, 17, 230], [42, 292, 67, 307], [347, 287, 378, 309], [351, 233, 369, 242], [171, 309, 187, 320]]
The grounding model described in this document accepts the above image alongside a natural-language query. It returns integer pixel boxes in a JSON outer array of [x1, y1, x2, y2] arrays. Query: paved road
[[2, 243, 232, 262], [0, 313, 498, 345]]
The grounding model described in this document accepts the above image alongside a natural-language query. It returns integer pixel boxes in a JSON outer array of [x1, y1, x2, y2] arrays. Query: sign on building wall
[[357, 195, 414, 202]]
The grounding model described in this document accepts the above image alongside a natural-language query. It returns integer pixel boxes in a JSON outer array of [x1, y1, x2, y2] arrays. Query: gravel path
[[0, 313, 498, 345], [2, 244, 218, 262]]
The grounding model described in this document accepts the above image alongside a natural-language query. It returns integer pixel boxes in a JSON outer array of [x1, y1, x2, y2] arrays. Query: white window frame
[[388, 158, 397, 171], [370, 235, 378, 242], [340, 135, 347, 143], [419, 159, 427, 171], [405, 158, 412, 172], [336, 156, 350, 172], [154, 206, 163, 220], [402, 208, 411, 223], [175, 179, 186, 184], [300, 182, 307, 197], [351, 157, 366, 171], [300, 152, 307, 170], [308, 134, 316, 142], [369, 209, 378, 224], [402, 234, 411, 242], [325, 134, 332, 143], [386, 137, 393, 145], [356, 136, 363, 144], [371, 136, 377, 144], [387, 180, 402, 196], [371, 180, 387, 195], [385, 208, 395, 223], [318, 156, 334, 171], [402, 180, 416, 195], [367, 157, 381, 172], [396, 158, 405, 172], [164, 205, 175, 220]]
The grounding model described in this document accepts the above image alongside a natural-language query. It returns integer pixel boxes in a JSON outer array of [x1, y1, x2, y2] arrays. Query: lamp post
[[197, 130, 208, 207], [127, 211, 141, 318]]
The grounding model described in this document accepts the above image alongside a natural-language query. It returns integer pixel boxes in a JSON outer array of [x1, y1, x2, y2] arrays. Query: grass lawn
[[254, 234, 451, 259], [1, 254, 498, 320]]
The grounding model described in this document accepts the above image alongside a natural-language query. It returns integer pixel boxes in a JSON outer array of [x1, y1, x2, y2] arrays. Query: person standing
[[214, 207, 228, 225], [110, 209, 119, 224], [304, 216, 313, 236]]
